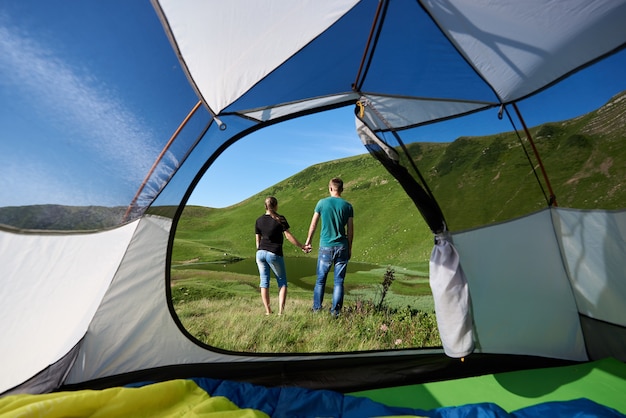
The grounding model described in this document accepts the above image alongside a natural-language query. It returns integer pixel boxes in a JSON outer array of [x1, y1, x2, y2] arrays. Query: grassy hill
[[175, 155, 434, 267], [174, 91, 626, 267]]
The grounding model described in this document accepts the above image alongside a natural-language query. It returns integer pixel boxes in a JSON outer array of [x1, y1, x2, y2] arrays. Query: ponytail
[[264, 196, 283, 224]]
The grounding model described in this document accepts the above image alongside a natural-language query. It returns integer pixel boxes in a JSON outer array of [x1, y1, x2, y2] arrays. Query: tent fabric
[[63, 215, 232, 384], [553, 209, 626, 326], [154, 0, 626, 129], [426, 1, 626, 103], [580, 317, 626, 364], [453, 208, 588, 361], [2, 343, 81, 397], [154, 0, 360, 117], [0, 222, 138, 394], [452, 207, 625, 362]]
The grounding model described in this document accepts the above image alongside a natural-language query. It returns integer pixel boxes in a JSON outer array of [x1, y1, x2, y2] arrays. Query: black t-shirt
[[255, 214, 290, 256]]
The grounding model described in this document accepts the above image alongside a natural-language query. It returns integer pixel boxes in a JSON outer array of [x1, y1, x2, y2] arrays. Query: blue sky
[[1, 2, 198, 207], [1, 2, 625, 209], [189, 48, 626, 208]]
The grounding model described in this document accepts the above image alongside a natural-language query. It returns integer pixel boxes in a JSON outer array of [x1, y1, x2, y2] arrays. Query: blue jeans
[[312, 246, 349, 314], [256, 250, 287, 288]]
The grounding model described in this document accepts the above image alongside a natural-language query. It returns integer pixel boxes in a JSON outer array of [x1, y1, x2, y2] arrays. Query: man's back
[[315, 196, 353, 248]]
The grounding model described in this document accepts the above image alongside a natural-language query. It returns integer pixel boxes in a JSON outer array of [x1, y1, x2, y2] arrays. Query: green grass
[[171, 267, 440, 352], [175, 296, 440, 353], [173, 284, 441, 353]]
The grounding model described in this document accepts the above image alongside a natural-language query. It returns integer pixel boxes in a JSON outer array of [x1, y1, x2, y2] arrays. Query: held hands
[[301, 243, 312, 254]]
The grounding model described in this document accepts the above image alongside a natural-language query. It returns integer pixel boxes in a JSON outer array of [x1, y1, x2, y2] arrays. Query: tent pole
[[123, 100, 204, 221], [512, 102, 558, 207], [352, 0, 384, 91]]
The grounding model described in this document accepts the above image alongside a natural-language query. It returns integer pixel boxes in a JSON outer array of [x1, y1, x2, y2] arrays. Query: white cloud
[[0, 16, 162, 205]]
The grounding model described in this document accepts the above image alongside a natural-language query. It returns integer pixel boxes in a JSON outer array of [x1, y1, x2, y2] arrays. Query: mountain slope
[[176, 91, 626, 266]]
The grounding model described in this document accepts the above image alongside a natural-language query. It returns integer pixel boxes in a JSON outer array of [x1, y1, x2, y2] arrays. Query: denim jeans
[[312, 246, 349, 314], [256, 250, 287, 288]]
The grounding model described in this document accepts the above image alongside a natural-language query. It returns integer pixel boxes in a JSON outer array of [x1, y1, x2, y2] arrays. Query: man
[[305, 178, 354, 316]]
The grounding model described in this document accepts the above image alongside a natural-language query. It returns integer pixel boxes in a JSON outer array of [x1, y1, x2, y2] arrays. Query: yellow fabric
[[0, 379, 269, 418]]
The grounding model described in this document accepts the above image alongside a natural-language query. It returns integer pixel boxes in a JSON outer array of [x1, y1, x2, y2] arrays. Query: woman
[[255, 196, 309, 315]]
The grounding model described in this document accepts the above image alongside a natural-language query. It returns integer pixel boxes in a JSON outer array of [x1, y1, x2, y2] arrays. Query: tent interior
[[1, 0, 625, 416]]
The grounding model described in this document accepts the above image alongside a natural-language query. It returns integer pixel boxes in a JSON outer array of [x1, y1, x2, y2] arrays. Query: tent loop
[[204, 103, 227, 130], [123, 100, 204, 221], [498, 104, 505, 120], [356, 100, 365, 118], [512, 103, 558, 207], [214, 116, 227, 131]]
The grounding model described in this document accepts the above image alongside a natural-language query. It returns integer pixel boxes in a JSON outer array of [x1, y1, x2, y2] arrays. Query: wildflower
[[380, 324, 388, 332], [394, 339, 402, 345]]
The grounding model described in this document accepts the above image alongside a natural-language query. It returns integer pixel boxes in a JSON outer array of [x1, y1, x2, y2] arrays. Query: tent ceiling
[[154, 0, 626, 130]]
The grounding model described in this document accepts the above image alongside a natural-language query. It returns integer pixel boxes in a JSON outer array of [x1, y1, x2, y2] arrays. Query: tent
[[1, 0, 625, 413]]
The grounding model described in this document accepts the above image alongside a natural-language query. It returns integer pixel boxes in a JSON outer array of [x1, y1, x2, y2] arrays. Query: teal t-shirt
[[314, 196, 353, 248]]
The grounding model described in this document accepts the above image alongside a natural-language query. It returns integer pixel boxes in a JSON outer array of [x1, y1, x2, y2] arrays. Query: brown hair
[[264, 196, 282, 223], [329, 178, 343, 192]]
